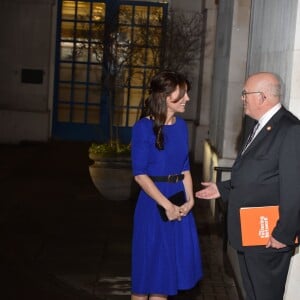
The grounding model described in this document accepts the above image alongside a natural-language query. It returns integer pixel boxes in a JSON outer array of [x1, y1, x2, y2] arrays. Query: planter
[[89, 153, 137, 201]]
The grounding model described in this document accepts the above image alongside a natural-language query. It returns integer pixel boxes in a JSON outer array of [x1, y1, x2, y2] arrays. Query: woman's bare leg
[[131, 292, 167, 300], [131, 294, 148, 300], [149, 294, 167, 300]]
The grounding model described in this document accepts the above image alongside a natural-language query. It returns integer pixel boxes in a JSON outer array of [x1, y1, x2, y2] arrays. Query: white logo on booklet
[[258, 216, 270, 238]]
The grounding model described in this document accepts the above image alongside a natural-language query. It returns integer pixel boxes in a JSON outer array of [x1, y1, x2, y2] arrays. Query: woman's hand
[[165, 204, 181, 221], [178, 200, 194, 217]]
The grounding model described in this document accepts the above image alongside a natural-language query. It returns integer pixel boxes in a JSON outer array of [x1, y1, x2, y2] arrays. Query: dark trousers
[[237, 249, 294, 300]]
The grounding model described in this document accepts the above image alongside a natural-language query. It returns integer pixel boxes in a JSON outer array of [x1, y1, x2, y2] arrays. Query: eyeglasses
[[241, 90, 266, 100]]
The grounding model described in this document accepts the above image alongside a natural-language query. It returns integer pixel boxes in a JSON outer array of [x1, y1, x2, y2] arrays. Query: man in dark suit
[[196, 72, 300, 300]]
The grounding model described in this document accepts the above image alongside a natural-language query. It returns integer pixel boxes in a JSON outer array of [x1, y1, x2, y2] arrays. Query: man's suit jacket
[[218, 107, 300, 251]]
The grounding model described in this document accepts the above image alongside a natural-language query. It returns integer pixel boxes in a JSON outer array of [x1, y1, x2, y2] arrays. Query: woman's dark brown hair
[[143, 70, 190, 150]]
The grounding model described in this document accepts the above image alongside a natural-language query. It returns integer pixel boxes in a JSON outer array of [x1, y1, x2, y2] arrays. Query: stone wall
[[0, 0, 56, 143]]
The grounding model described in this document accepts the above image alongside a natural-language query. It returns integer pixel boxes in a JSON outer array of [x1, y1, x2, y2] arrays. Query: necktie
[[241, 121, 259, 154]]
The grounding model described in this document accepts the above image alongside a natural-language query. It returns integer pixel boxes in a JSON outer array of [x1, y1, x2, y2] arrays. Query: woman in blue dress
[[131, 71, 203, 300]]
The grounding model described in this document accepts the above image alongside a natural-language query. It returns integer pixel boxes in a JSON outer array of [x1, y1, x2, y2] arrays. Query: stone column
[[209, 0, 251, 165]]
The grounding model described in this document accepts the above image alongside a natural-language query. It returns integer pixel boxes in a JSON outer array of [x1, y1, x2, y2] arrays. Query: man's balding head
[[242, 72, 282, 120]]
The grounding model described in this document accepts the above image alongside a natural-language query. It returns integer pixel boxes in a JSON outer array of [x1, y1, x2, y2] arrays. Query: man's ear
[[260, 93, 266, 103]]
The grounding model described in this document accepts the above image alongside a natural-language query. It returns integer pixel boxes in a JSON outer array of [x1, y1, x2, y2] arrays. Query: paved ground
[[0, 141, 240, 300]]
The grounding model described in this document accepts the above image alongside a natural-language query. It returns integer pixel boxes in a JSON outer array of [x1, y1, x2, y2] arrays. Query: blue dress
[[131, 116, 203, 296]]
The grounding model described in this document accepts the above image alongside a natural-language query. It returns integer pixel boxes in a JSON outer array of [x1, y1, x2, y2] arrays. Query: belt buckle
[[168, 174, 178, 183]]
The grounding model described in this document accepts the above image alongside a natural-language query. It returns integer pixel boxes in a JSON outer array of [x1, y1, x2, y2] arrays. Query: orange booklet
[[240, 205, 279, 246]]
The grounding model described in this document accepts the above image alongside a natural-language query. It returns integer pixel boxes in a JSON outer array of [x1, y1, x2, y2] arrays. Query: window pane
[[76, 22, 89, 42], [146, 48, 160, 66], [72, 104, 85, 123], [145, 68, 157, 86], [74, 42, 88, 62], [58, 103, 70, 122], [60, 41, 74, 60], [88, 86, 101, 104], [73, 84, 86, 102], [118, 26, 131, 46], [74, 63, 87, 82], [90, 46, 101, 63], [128, 108, 140, 126], [92, 3, 106, 22], [119, 5, 133, 24], [89, 65, 102, 83], [149, 6, 163, 25], [58, 83, 71, 102], [132, 47, 146, 66], [130, 69, 144, 86], [87, 106, 100, 124], [129, 88, 143, 106], [113, 106, 126, 126], [115, 86, 126, 106], [77, 1, 91, 21], [62, 1, 75, 20], [148, 27, 162, 46], [61, 21, 74, 39], [133, 27, 146, 46], [91, 23, 105, 41], [59, 63, 72, 81], [134, 6, 148, 25]]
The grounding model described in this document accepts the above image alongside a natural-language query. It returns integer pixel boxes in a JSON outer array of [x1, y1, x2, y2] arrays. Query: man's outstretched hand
[[195, 182, 220, 199]]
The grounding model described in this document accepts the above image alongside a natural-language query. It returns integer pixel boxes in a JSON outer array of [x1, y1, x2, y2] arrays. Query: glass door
[[53, 0, 167, 143]]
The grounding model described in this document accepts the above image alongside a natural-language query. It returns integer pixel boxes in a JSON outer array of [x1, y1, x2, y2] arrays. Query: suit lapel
[[238, 107, 286, 157]]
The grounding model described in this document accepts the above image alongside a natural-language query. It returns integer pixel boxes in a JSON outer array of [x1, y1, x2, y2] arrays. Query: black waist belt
[[150, 174, 184, 183]]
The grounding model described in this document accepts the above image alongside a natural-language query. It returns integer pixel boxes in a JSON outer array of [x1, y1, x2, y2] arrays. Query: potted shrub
[[88, 141, 135, 201], [88, 141, 131, 162]]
